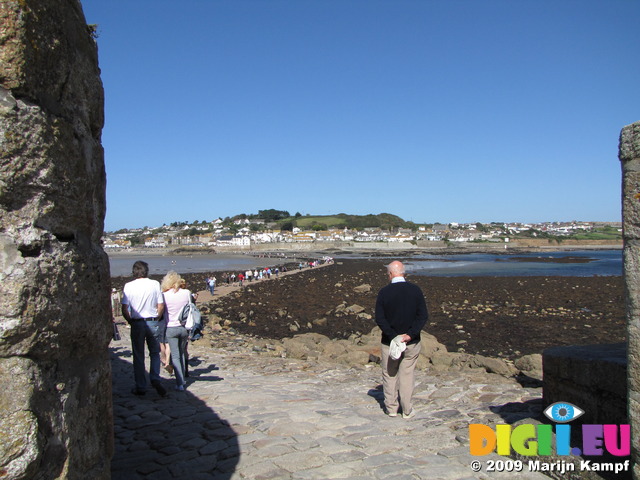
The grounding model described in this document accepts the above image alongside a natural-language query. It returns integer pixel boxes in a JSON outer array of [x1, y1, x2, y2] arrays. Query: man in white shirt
[[121, 261, 166, 397]]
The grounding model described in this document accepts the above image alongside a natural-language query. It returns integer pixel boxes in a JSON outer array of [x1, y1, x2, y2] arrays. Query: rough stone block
[[0, 0, 111, 478], [620, 120, 640, 480], [622, 172, 640, 239], [620, 122, 640, 163], [543, 343, 627, 424]]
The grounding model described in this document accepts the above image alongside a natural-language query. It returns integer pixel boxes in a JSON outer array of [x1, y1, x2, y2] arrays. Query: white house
[[216, 235, 234, 246], [388, 234, 414, 243], [232, 235, 251, 247], [145, 236, 169, 248]]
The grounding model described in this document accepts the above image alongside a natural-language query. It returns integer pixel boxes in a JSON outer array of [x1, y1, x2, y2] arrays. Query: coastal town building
[[102, 237, 131, 249], [144, 236, 169, 248], [101, 220, 621, 250]]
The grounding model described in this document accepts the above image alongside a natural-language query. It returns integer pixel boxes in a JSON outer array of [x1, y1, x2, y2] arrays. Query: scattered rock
[[471, 355, 517, 377], [321, 342, 348, 358], [353, 284, 371, 293], [186, 259, 624, 371], [346, 304, 366, 314], [514, 353, 543, 380]]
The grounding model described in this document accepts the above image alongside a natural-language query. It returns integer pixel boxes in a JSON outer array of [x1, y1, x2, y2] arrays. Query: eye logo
[[543, 402, 584, 423]]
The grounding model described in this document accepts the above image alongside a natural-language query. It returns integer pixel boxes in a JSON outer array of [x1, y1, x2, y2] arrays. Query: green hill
[[277, 213, 414, 231]]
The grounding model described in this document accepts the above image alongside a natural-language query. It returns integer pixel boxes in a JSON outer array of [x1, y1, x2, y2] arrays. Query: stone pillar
[[0, 1, 112, 479], [621, 121, 640, 480]]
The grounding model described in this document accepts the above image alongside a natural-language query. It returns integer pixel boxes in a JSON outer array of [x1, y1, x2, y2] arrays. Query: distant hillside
[[277, 213, 416, 231]]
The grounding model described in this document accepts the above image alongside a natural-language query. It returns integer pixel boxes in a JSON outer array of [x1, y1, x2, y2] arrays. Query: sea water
[[108, 253, 296, 277], [403, 250, 622, 277], [109, 249, 622, 278]]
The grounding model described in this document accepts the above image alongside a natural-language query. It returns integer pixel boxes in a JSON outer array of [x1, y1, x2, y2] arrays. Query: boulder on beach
[[353, 284, 372, 293], [514, 353, 543, 380]]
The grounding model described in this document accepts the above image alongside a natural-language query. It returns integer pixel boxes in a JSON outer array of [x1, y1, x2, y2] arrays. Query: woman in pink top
[[161, 271, 192, 391]]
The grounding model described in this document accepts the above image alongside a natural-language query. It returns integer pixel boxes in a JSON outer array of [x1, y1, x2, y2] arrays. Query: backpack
[[179, 292, 201, 330]]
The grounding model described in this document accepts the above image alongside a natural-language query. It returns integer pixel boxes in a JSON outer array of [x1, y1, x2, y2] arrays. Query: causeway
[[110, 326, 550, 480]]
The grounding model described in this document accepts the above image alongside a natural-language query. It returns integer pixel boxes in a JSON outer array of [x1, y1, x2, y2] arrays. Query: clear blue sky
[[80, 1, 639, 231]]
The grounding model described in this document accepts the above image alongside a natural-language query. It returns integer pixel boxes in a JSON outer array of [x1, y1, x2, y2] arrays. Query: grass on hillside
[[277, 212, 409, 230], [572, 232, 622, 241], [289, 216, 347, 228]]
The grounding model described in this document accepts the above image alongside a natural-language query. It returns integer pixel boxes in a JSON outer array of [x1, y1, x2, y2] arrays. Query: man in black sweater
[[375, 260, 428, 418]]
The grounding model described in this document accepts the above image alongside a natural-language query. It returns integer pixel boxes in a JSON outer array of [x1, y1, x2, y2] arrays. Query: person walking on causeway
[[161, 271, 193, 392], [121, 261, 167, 397]]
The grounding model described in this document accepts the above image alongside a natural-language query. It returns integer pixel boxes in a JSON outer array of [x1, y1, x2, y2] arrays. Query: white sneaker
[[402, 409, 415, 419], [386, 411, 398, 417]]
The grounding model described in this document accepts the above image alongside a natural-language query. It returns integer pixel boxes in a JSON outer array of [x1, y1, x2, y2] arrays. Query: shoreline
[[111, 256, 625, 361], [106, 241, 622, 263], [108, 243, 621, 279]]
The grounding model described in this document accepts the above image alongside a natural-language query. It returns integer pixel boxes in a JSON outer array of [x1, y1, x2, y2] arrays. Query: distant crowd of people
[[221, 265, 286, 286], [300, 256, 333, 269], [205, 257, 334, 291]]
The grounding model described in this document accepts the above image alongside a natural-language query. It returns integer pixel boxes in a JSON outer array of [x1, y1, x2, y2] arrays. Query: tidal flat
[[111, 258, 625, 361]]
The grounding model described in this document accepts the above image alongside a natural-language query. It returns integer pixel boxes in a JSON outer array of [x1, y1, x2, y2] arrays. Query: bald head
[[387, 261, 405, 279]]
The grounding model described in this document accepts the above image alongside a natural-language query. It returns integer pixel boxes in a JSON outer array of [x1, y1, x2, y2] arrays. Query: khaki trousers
[[380, 342, 421, 415]]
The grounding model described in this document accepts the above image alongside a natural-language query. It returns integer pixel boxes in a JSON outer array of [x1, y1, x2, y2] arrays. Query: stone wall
[[543, 343, 627, 424], [621, 121, 640, 480], [0, 1, 112, 479]]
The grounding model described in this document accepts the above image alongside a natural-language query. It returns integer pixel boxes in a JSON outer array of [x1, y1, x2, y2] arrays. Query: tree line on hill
[[112, 211, 421, 236], [246, 211, 417, 231]]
